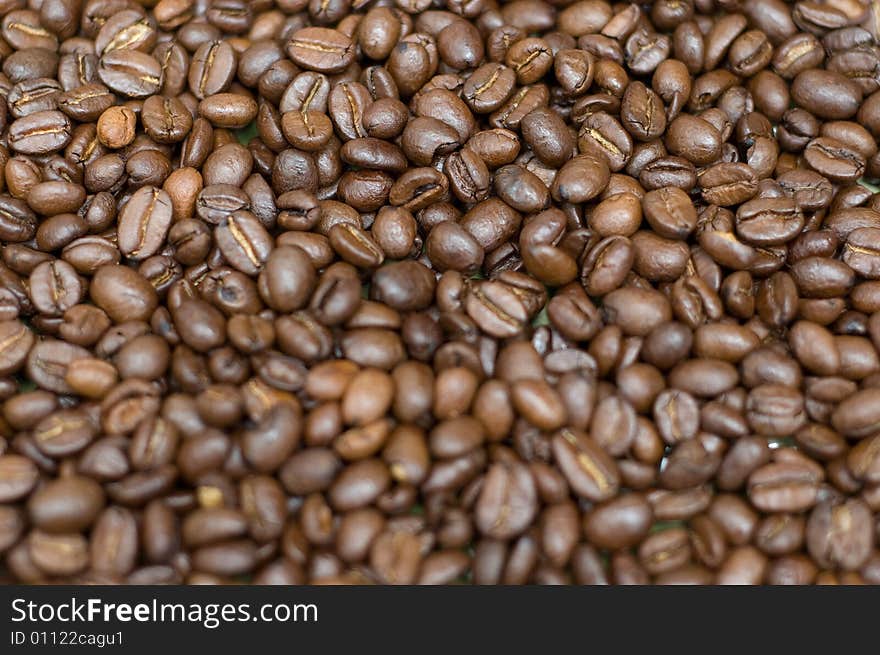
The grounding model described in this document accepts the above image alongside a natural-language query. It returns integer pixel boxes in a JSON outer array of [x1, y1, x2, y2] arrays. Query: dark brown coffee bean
[[463, 280, 527, 339], [735, 197, 804, 246], [552, 153, 610, 204], [700, 162, 758, 206], [287, 27, 355, 74], [583, 493, 653, 550], [748, 460, 821, 513], [804, 136, 866, 184], [117, 186, 173, 261], [142, 95, 193, 144], [475, 461, 538, 540], [28, 530, 88, 577], [90, 506, 138, 576], [98, 50, 162, 98], [28, 475, 105, 533], [552, 429, 620, 502], [806, 498, 874, 571], [9, 111, 71, 155], [0, 319, 35, 377], [0, 455, 39, 502], [216, 211, 273, 276], [188, 41, 236, 100], [792, 69, 862, 120], [642, 186, 697, 239], [578, 111, 633, 172]]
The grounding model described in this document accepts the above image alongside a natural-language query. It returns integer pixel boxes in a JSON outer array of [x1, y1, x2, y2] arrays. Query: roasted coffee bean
[[464, 280, 528, 339], [551, 153, 610, 204], [117, 186, 173, 260], [748, 460, 821, 514], [28, 475, 105, 533], [98, 51, 162, 98], [736, 197, 804, 246], [666, 113, 721, 165], [200, 93, 259, 130], [9, 111, 71, 155], [287, 27, 355, 74], [621, 81, 667, 142], [97, 106, 137, 149], [0, 319, 36, 377], [475, 461, 538, 540], [642, 187, 697, 239], [791, 69, 862, 120], [216, 211, 273, 276], [700, 163, 758, 206], [189, 41, 236, 100], [521, 107, 576, 168], [803, 137, 866, 183], [583, 493, 653, 550], [552, 429, 620, 502], [806, 499, 874, 571], [28, 531, 89, 576], [0, 197, 37, 243], [578, 111, 633, 171], [445, 149, 491, 204], [0, 455, 39, 502], [142, 95, 193, 144]]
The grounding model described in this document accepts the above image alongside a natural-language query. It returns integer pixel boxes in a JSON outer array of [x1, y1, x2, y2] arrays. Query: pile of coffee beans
[[1, 0, 880, 585]]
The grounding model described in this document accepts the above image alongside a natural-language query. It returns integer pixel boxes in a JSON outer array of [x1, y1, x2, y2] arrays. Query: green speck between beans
[[858, 178, 880, 193], [236, 122, 258, 145]]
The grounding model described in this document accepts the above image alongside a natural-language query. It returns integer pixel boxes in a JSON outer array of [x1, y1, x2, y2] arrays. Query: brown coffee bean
[[464, 280, 528, 339], [748, 460, 821, 513], [0, 319, 35, 377], [806, 499, 874, 571], [287, 27, 355, 74], [475, 461, 538, 540], [97, 106, 137, 149], [28, 476, 105, 533], [552, 429, 620, 502], [117, 186, 173, 261], [0, 455, 39, 502], [583, 493, 653, 550]]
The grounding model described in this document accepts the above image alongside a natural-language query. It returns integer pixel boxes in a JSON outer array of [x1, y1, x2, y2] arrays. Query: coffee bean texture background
[[0, 0, 879, 585]]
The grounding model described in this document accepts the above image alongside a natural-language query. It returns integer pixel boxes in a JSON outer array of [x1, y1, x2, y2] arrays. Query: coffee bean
[[475, 461, 538, 540], [189, 41, 236, 100], [552, 153, 611, 204], [142, 95, 193, 144], [90, 506, 139, 577], [803, 136, 866, 184], [806, 499, 874, 571], [98, 50, 162, 98], [199, 93, 259, 130], [29, 530, 89, 577], [791, 69, 862, 120], [287, 27, 355, 74], [9, 110, 71, 155], [0, 455, 40, 502], [0, 319, 35, 377], [552, 429, 620, 502], [642, 186, 697, 239], [97, 106, 137, 149], [28, 476, 105, 533], [666, 114, 721, 165], [117, 186, 173, 261], [748, 461, 821, 513], [216, 211, 273, 276], [735, 197, 804, 246], [583, 493, 653, 550]]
